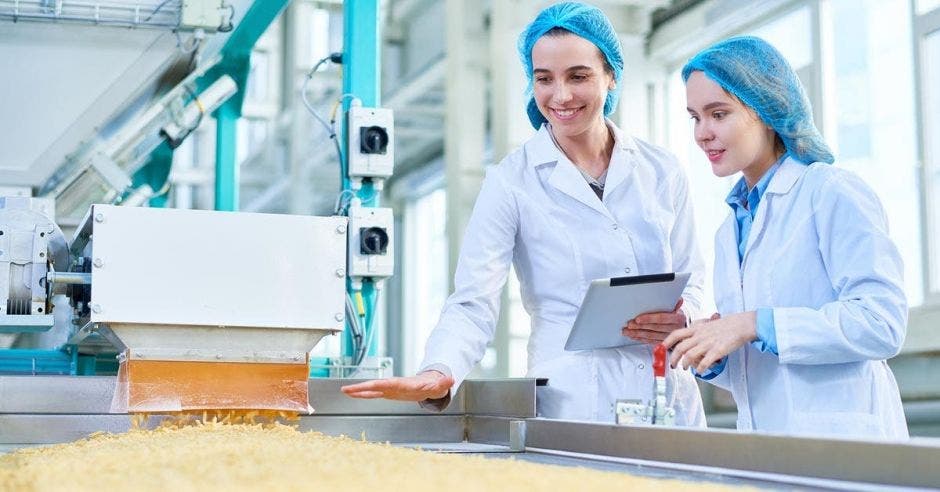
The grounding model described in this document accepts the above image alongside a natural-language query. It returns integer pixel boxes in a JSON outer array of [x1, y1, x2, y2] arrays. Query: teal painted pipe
[[341, 0, 382, 361], [214, 102, 240, 211], [203, 0, 291, 211]]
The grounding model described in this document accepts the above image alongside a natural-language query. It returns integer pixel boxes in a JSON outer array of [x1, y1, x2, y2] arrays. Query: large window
[[919, 15, 940, 301], [400, 187, 449, 376], [825, 0, 921, 304]]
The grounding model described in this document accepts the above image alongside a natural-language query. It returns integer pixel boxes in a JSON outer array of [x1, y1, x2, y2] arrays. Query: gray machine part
[[1, 377, 938, 490], [0, 197, 69, 333]]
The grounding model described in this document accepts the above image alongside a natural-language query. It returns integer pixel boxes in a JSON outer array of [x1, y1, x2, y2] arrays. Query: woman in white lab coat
[[343, 2, 707, 425], [665, 36, 908, 438]]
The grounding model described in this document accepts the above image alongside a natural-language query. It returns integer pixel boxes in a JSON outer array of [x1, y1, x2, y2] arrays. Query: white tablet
[[564, 272, 691, 351]]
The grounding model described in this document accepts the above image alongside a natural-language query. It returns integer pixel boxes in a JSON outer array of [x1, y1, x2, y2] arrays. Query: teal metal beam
[[196, 0, 291, 211], [343, 0, 381, 108], [342, 0, 382, 360], [0, 348, 77, 375], [214, 103, 240, 211], [132, 140, 174, 208]]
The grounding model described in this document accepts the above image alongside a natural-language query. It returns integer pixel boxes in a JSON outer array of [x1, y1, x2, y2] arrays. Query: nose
[[552, 82, 573, 104], [694, 119, 714, 145]]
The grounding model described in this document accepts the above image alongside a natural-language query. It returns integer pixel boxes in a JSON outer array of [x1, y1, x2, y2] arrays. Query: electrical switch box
[[347, 206, 394, 279], [347, 107, 394, 180]]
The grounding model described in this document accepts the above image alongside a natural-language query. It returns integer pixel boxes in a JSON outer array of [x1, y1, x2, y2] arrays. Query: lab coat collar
[[523, 119, 638, 166], [738, 156, 810, 265], [765, 156, 810, 196], [525, 120, 637, 219]]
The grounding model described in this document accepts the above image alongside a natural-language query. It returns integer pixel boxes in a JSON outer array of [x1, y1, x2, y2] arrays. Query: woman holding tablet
[[343, 2, 707, 425], [665, 36, 908, 438]]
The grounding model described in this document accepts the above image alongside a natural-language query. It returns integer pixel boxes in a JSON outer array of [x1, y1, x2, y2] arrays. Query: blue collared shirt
[[697, 155, 787, 380]]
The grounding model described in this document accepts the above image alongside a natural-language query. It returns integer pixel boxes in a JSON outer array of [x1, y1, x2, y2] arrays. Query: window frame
[[912, 2, 940, 306]]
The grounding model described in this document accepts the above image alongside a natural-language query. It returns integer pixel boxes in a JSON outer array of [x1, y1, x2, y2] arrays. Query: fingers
[[710, 312, 721, 321], [622, 327, 668, 343], [663, 326, 692, 350], [674, 298, 684, 312], [696, 349, 724, 375], [633, 312, 687, 326], [668, 333, 697, 368], [341, 390, 385, 399], [340, 379, 388, 394], [680, 342, 710, 371]]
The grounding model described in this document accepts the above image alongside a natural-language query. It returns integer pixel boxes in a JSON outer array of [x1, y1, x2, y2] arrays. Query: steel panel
[[462, 379, 537, 417], [0, 377, 539, 416], [523, 419, 940, 489]]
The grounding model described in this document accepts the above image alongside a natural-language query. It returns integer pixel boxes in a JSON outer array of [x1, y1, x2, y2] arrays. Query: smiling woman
[[342, 1, 708, 426]]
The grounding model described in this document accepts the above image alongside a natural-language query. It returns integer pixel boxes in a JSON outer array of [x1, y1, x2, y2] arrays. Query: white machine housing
[[70, 205, 347, 363]]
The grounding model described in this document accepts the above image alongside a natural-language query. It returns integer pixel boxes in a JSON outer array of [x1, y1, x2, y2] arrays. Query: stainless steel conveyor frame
[[1, 376, 938, 490]]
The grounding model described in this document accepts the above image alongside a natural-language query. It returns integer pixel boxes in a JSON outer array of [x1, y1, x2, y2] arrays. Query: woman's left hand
[[622, 299, 687, 344], [663, 311, 758, 373]]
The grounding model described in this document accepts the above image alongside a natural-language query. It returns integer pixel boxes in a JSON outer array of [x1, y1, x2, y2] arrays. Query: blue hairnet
[[517, 2, 623, 129], [682, 36, 834, 164]]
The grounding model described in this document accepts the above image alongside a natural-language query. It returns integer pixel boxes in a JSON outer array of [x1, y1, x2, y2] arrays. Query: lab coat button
[[624, 267, 631, 274], [637, 363, 645, 370], [612, 223, 618, 230]]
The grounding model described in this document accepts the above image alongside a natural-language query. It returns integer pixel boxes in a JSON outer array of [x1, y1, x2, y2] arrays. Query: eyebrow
[[533, 65, 595, 74], [686, 101, 733, 112]]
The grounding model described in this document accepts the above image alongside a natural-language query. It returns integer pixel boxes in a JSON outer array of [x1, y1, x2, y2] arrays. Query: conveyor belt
[[1, 376, 938, 490]]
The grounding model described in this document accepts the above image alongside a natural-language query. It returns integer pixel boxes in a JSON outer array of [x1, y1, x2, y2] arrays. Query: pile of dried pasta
[[0, 421, 739, 492]]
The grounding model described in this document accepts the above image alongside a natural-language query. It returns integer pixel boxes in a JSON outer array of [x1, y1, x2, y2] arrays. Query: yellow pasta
[[0, 422, 746, 492]]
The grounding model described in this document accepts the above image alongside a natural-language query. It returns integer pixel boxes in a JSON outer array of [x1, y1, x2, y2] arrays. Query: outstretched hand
[[662, 311, 757, 374], [622, 298, 687, 344], [340, 370, 454, 401]]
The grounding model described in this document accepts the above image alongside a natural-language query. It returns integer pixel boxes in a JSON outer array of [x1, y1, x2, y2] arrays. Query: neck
[[743, 149, 785, 189], [553, 119, 614, 178]]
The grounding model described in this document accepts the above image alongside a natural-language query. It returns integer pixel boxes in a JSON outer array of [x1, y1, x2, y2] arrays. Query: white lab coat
[[420, 122, 707, 425], [710, 157, 908, 439]]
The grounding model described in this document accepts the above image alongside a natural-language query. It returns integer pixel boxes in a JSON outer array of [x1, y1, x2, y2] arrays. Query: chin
[[710, 163, 736, 178]]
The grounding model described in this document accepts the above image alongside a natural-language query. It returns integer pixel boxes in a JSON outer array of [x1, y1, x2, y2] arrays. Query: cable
[[300, 53, 347, 176], [355, 285, 381, 366], [344, 292, 363, 363]]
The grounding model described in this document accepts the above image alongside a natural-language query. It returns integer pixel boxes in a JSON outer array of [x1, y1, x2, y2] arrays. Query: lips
[[705, 149, 725, 163], [550, 107, 583, 121]]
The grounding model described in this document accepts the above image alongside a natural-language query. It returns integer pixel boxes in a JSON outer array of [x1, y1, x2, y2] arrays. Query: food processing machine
[[2, 201, 347, 413], [2, 377, 939, 490]]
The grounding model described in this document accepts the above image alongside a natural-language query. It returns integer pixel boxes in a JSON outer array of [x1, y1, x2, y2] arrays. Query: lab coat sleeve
[[774, 171, 908, 365], [664, 162, 706, 322], [418, 167, 518, 392]]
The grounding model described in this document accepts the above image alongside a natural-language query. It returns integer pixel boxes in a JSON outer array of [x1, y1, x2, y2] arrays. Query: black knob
[[360, 227, 389, 255], [359, 126, 389, 155]]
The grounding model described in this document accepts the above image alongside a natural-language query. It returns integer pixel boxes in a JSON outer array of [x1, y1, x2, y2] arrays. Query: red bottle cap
[[653, 344, 667, 377]]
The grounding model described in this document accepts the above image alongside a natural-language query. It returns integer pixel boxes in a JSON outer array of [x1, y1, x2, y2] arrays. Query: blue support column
[[342, 0, 382, 361], [214, 103, 240, 211], [196, 0, 291, 211]]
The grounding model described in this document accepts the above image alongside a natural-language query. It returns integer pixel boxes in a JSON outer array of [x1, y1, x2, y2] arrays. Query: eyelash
[[689, 111, 728, 122], [534, 73, 590, 84]]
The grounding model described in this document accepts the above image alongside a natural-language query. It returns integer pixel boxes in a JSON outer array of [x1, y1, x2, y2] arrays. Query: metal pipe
[[46, 272, 91, 285]]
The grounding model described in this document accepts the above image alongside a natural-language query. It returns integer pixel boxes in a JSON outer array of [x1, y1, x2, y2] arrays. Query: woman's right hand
[[340, 370, 454, 401]]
